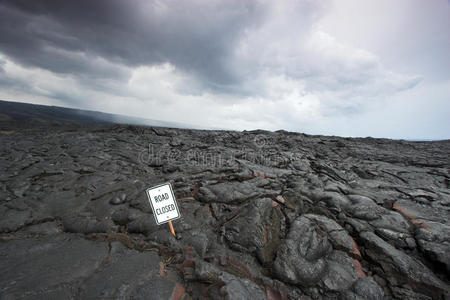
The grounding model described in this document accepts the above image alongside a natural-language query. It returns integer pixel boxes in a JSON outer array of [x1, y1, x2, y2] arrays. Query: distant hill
[[0, 99, 192, 128]]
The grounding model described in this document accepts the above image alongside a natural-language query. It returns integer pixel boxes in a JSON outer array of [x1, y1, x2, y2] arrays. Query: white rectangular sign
[[146, 182, 181, 225]]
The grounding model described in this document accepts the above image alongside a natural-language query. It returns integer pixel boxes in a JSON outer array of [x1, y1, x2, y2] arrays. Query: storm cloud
[[0, 0, 448, 139], [0, 0, 266, 88]]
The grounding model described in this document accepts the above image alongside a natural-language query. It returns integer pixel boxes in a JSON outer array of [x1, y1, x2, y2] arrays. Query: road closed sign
[[146, 182, 181, 225]]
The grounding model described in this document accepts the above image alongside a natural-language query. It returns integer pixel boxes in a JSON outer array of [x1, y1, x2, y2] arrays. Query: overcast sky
[[0, 0, 449, 139]]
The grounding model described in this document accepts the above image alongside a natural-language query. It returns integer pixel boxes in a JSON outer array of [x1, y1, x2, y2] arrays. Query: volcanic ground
[[0, 123, 449, 299]]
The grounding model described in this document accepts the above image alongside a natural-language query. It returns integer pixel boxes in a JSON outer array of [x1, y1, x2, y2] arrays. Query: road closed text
[[155, 203, 176, 215], [146, 183, 181, 225]]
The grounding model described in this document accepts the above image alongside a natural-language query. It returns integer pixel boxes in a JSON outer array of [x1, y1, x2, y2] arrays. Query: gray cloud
[[0, 0, 448, 139], [0, 0, 420, 100], [0, 0, 267, 91]]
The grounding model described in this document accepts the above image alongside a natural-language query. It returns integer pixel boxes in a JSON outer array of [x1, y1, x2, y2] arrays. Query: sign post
[[146, 182, 181, 237], [168, 220, 176, 237]]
